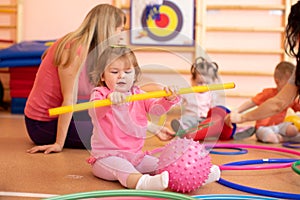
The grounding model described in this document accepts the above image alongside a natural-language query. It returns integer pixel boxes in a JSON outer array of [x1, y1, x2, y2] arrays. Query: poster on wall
[[130, 0, 195, 46]]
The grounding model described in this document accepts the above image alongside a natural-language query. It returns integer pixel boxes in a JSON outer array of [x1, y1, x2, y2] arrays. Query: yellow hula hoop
[[48, 82, 235, 116]]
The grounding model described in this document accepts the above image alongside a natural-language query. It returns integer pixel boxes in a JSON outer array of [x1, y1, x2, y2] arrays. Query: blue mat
[[0, 40, 55, 68], [0, 58, 43, 68], [11, 97, 27, 114]]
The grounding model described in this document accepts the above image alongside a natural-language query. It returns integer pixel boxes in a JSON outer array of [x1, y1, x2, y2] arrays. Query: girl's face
[[101, 57, 135, 92], [191, 73, 207, 86]]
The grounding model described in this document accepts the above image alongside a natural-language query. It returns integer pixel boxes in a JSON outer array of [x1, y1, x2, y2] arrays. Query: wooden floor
[[1, 109, 299, 200]]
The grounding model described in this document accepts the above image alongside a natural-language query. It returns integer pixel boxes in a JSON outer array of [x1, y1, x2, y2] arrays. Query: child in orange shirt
[[233, 61, 300, 143]]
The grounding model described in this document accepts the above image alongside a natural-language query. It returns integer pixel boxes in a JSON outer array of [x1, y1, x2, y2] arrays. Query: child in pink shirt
[[171, 58, 221, 134], [171, 57, 253, 140], [88, 45, 180, 190]]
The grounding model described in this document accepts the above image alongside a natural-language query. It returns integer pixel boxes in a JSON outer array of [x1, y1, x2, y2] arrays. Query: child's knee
[[286, 124, 298, 137], [256, 130, 281, 144]]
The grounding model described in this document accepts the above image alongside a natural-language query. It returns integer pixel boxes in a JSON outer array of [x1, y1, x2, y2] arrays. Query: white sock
[[256, 131, 280, 143], [135, 171, 169, 190], [203, 165, 221, 185]]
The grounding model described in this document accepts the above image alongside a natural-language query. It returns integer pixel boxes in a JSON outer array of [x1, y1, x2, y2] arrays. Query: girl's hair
[[190, 57, 220, 84], [90, 45, 141, 87], [53, 4, 126, 68], [285, 1, 300, 95]]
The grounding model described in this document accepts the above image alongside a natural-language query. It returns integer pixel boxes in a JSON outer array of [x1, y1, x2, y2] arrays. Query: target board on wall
[[130, 0, 195, 46]]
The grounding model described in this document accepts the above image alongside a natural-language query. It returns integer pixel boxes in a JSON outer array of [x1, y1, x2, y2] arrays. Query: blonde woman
[[25, 4, 126, 154]]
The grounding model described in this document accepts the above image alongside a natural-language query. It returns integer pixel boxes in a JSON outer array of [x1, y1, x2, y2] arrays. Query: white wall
[[20, 0, 112, 40], [12, 0, 296, 109]]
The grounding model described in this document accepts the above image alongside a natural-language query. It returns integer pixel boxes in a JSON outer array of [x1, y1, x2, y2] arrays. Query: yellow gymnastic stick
[[48, 82, 235, 116]]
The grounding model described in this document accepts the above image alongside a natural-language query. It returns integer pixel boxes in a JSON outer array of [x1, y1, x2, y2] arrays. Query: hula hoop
[[192, 194, 278, 199], [220, 158, 298, 170], [213, 143, 300, 170], [214, 144, 300, 199], [218, 177, 300, 199], [45, 190, 195, 200], [282, 142, 300, 149], [292, 160, 300, 175], [206, 146, 248, 155], [208, 143, 300, 157]]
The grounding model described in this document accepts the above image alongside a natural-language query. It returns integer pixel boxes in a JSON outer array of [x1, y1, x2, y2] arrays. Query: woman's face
[[116, 25, 124, 34], [114, 25, 125, 44], [101, 57, 135, 93]]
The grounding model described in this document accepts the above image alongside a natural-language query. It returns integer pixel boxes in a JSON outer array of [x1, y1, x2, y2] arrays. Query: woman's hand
[[27, 143, 63, 154]]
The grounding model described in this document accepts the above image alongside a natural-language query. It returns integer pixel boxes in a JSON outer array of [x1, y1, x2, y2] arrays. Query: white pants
[[92, 155, 159, 187]]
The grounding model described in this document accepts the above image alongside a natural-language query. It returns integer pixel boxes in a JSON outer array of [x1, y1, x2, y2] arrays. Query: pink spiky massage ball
[[157, 138, 212, 193]]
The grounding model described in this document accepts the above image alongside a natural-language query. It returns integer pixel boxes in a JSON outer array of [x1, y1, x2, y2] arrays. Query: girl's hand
[[164, 85, 179, 101], [156, 126, 176, 141], [109, 92, 126, 104], [27, 143, 63, 154], [147, 121, 175, 141], [229, 111, 243, 124], [224, 114, 233, 128]]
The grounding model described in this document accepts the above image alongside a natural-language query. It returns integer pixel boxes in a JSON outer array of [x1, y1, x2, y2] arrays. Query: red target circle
[[141, 1, 183, 42], [155, 14, 169, 28]]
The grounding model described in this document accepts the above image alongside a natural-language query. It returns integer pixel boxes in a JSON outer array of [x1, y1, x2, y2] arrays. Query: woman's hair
[[285, 1, 300, 95], [90, 45, 141, 87], [190, 57, 220, 84], [53, 4, 126, 68]]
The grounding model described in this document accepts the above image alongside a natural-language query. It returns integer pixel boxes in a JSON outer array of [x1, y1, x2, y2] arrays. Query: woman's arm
[[55, 58, 80, 149], [27, 52, 82, 154], [235, 99, 256, 113], [231, 83, 298, 123]]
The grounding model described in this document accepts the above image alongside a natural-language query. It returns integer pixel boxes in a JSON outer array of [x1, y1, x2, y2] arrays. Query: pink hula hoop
[[220, 162, 292, 170]]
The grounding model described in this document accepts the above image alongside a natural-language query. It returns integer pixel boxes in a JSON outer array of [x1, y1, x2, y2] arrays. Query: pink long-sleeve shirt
[[88, 86, 180, 165]]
